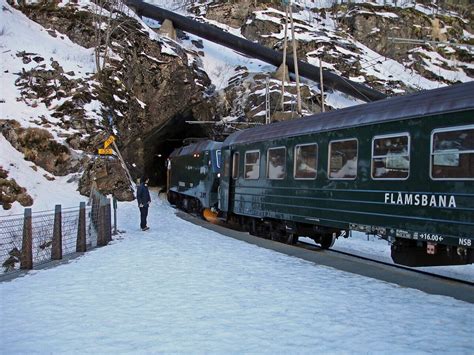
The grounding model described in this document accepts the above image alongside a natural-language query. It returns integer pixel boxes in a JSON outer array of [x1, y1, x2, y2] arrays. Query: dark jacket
[[137, 183, 151, 206]]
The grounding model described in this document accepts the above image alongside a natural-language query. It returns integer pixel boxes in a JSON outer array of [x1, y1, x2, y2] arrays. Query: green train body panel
[[219, 89, 474, 249], [169, 140, 222, 209]]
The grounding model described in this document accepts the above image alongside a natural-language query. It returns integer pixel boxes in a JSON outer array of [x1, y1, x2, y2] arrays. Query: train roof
[[223, 81, 474, 147], [169, 140, 222, 158]]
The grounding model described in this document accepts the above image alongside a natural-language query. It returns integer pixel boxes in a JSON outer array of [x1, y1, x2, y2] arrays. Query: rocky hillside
[[185, 0, 472, 110], [1, 0, 215, 211], [0, 0, 472, 213]]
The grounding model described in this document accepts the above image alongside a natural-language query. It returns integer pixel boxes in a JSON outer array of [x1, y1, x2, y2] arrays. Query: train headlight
[[217, 173, 221, 178]]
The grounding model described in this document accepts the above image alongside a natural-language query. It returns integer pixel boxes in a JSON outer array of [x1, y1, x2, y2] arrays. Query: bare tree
[[92, 0, 128, 75], [171, 0, 196, 11]]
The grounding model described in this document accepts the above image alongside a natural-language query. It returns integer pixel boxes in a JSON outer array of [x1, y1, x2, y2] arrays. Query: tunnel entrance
[[142, 114, 210, 187]]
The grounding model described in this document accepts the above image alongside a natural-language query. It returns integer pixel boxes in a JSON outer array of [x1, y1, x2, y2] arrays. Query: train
[[166, 82, 474, 267], [167, 139, 222, 217]]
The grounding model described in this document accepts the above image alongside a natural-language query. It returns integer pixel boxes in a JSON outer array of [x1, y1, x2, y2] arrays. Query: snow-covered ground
[[1, 191, 473, 353]]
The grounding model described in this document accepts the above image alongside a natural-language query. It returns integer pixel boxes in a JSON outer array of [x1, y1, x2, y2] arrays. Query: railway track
[[176, 209, 474, 304], [297, 240, 474, 286], [203, 206, 473, 286]]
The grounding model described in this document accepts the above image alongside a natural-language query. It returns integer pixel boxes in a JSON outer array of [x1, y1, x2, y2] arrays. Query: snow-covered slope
[[0, 135, 85, 215], [0, 0, 98, 137], [0, 0, 98, 214], [0, 0, 190, 214]]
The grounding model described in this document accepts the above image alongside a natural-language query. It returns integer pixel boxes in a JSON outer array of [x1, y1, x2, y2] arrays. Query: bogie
[[391, 239, 474, 267]]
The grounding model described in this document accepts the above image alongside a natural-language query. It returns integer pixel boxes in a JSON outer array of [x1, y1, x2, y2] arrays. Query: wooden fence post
[[106, 198, 112, 242], [51, 204, 62, 260], [113, 197, 117, 236], [76, 202, 86, 252], [92, 192, 98, 231], [97, 196, 106, 247], [20, 208, 33, 270]]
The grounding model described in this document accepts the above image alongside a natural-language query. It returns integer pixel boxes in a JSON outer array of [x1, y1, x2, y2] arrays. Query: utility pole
[[265, 75, 271, 124], [289, 3, 302, 116], [319, 57, 325, 112], [281, 3, 289, 111], [111, 140, 135, 190]]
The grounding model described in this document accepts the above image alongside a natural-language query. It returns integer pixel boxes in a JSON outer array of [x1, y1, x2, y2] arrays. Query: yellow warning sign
[[98, 148, 114, 155], [98, 135, 116, 155], [104, 135, 115, 148]]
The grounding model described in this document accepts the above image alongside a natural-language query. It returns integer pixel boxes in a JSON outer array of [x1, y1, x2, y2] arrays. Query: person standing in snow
[[137, 176, 151, 231]]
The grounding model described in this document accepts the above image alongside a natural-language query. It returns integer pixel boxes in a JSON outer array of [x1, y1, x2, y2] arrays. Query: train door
[[218, 147, 232, 213], [228, 150, 239, 211]]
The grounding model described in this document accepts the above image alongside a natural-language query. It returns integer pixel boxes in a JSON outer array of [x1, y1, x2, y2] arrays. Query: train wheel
[[249, 218, 257, 236], [320, 234, 336, 249], [269, 221, 287, 242], [175, 196, 183, 209], [270, 230, 280, 241], [286, 233, 298, 245]]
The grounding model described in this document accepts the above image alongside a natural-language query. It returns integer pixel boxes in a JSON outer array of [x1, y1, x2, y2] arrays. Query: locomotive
[[167, 82, 474, 267], [167, 139, 222, 218]]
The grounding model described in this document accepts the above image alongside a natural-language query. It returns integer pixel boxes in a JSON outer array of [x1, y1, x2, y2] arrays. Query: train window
[[371, 133, 410, 180], [244, 150, 260, 179], [294, 143, 318, 179], [267, 147, 286, 180], [232, 153, 239, 180], [328, 139, 358, 179], [431, 125, 474, 180], [216, 150, 222, 169]]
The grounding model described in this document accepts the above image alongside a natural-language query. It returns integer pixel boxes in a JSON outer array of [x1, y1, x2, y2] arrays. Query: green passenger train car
[[167, 140, 222, 213], [218, 82, 474, 266]]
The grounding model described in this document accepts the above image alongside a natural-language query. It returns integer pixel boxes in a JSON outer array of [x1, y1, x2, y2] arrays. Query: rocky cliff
[[2, 0, 215, 207]]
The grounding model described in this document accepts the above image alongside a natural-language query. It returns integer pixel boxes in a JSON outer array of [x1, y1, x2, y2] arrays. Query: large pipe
[[125, 0, 387, 102]]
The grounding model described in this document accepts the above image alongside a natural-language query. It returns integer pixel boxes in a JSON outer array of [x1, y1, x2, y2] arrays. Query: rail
[[298, 240, 474, 286]]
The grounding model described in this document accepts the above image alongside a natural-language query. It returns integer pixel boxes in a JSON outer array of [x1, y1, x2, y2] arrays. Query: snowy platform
[[1, 195, 473, 353], [177, 211, 474, 303]]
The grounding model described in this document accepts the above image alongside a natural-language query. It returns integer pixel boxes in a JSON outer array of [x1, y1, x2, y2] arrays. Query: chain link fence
[[0, 215, 24, 273], [0, 188, 112, 277]]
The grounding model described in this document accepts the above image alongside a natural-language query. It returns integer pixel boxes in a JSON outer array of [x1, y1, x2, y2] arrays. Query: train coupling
[[457, 247, 468, 257], [427, 242, 437, 255], [203, 208, 219, 223]]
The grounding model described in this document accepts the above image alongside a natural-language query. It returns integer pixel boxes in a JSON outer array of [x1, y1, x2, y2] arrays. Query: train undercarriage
[[225, 214, 341, 249], [168, 191, 341, 249], [167, 191, 204, 215], [168, 191, 473, 267], [390, 238, 474, 267]]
